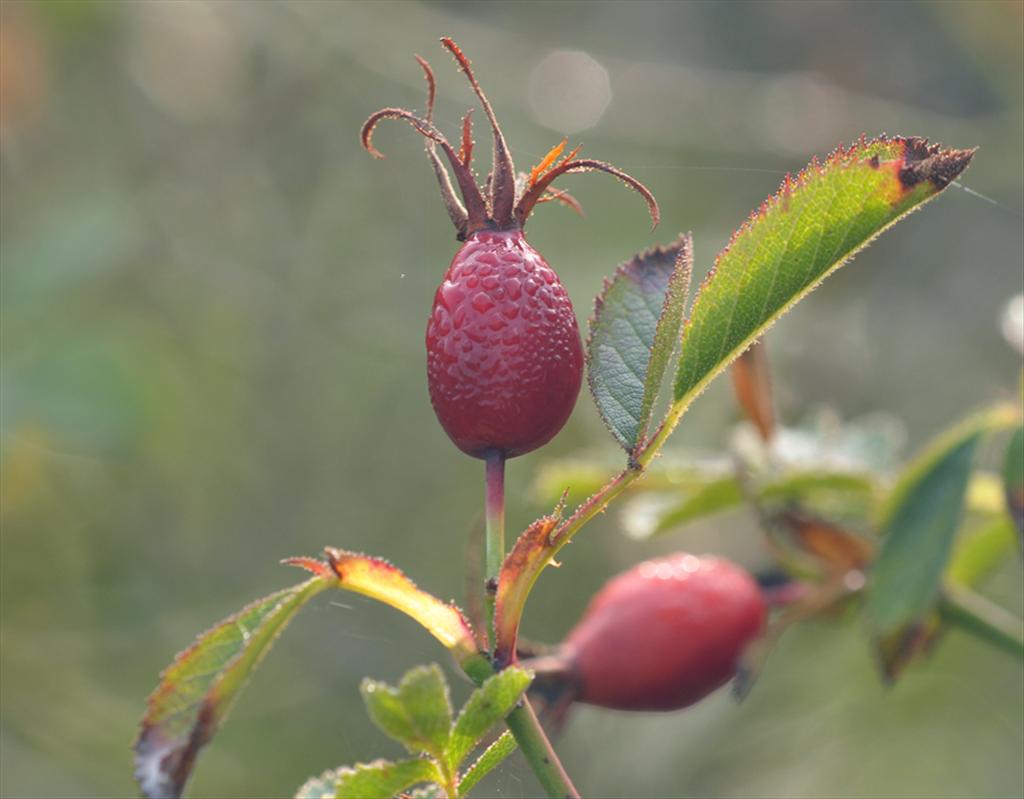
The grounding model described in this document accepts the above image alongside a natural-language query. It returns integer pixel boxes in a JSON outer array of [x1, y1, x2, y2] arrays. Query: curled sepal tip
[[517, 158, 660, 230], [362, 38, 660, 240]]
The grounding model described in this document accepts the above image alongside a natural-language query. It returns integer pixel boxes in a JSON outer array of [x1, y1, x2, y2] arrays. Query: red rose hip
[[561, 553, 766, 711], [427, 231, 583, 456], [362, 38, 657, 458]]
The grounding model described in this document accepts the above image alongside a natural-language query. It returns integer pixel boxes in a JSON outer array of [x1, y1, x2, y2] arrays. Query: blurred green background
[[2, 1, 1022, 797]]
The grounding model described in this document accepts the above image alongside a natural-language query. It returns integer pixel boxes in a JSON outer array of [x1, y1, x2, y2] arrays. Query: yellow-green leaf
[[360, 664, 452, 758], [946, 517, 1016, 588], [445, 667, 532, 773], [457, 731, 517, 795], [293, 549, 480, 665], [332, 758, 440, 799]]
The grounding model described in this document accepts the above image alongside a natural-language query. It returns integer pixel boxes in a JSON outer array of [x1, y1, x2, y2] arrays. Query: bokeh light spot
[[527, 50, 612, 134]]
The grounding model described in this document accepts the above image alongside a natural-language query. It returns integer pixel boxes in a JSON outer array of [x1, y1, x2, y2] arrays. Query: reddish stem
[[484, 450, 506, 644]]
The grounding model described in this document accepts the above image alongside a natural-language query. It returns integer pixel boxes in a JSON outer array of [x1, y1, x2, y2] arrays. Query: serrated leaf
[[295, 763, 444, 799], [674, 136, 974, 414], [288, 549, 480, 668], [405, 784, 447, 798], [138, 549, 487, 799], [445, 667, 532, 773], [135, 577, 330, 799], [588, 234, 692, 453], [1003, 425, 1024, 543], [296, 769, 343, 799], [865, 406, 1017, 670], [334, 758, 440, 799], [360, 664, 452, 758], [457, 730, 517, 795]]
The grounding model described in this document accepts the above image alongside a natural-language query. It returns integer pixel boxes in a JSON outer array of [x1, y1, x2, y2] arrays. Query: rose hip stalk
[[530, 553, 766, 712], [363, 42, 658, 797]]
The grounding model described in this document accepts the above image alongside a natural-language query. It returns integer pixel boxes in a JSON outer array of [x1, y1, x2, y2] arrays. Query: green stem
[[505, 698, 581, 799], [437, 759, 459, 799], [484, 450, 506, 645], [549, 389, 697, 547], [939, 584, 1024, 659], [482, 449, 578, 799]]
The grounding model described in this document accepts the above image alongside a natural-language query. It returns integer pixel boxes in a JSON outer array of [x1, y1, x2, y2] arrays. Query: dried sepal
[[529, 138, 568, 187], [363, 39, 659, 240], [516, 158, 659, 229], [440, 36, 517, 227], [360, 107, 446, 159], [538, 187, 585, 217], [459, 109, 475, 167], [414, 54, 436, 123], [414, 55, 470, 235]]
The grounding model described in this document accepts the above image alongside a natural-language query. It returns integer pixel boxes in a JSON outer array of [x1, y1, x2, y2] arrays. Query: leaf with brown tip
[[135, 577, 330, 799], [674, 136, 974, 413]]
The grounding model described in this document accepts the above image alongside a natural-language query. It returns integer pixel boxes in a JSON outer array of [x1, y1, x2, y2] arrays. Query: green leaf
[[135, 577, 330, 799], [865, 407, 1016, 647], [360, 664, 452, 758], [138, 549, 489, 799], [648, 477, 743, 534], [1003, 425, 1024, 540], [532, 455, 723, 508], [457, 730, 517, 795], [405, 784, 447, 798], [760, 470, 878, 504], [296, 769, 343, 799], [588, 235, 692, 453], [334, 758, 440, 799], [876, 406, 1018, 528], [532, 458, 620, 507], [946, 517, 1016, 588], [627, 470, 877, 539], [674, 136, 974, 412], [445, 667, 532, 773], [295, 763, 444, 799]]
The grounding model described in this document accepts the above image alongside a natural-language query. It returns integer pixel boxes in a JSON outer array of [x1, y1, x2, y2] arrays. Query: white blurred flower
[[1001, 293, 1024, 355]]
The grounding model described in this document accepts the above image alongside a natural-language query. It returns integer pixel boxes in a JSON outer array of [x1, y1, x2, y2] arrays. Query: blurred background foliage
[[1, 1, 1022, 797]]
